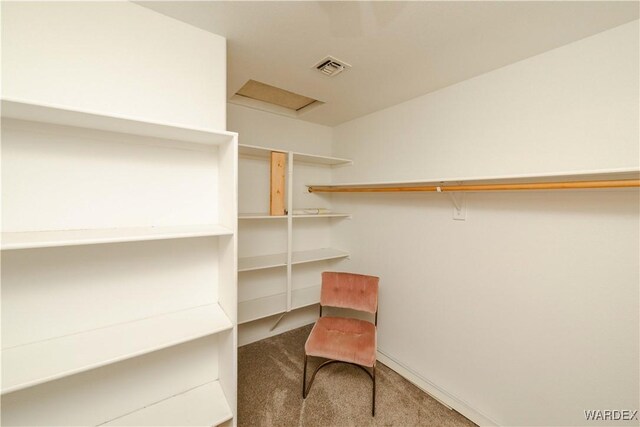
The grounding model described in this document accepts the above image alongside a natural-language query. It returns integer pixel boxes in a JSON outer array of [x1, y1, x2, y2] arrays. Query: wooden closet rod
[[308, 179, 640, 193]]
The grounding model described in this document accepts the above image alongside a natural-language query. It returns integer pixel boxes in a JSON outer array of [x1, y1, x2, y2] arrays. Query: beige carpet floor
[[238, 324, 477, 427]]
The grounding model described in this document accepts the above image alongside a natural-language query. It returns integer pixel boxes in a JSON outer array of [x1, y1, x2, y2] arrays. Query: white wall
[[1, 1, 227, 130], [331, 21, 639, 426], [333, 21, 638, 183], [229, 104, 338, 346]]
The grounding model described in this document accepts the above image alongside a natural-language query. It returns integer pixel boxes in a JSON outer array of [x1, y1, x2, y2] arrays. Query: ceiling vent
[[313, 56, 351, 77]]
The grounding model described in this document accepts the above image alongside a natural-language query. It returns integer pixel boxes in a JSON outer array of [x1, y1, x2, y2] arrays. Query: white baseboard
[[377, 349, 498, 427]]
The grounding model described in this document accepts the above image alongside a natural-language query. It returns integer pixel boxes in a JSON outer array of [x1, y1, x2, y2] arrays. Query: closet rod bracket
[[437, 187, 466, 220]]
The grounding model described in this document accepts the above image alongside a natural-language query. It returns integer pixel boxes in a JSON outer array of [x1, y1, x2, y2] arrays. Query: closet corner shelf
[[103, 380, 232, 426], [239, 144, 352, 166], [307, 168, 640, 193], [0, 303, 232, 395], [1, 224, 233, 250], [238, 285, 321, 324], [238, 248, 349, 273], [1, 99, 237, 146]]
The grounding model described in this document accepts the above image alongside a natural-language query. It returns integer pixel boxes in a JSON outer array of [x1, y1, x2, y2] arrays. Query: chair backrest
[[320, 271, 379, 314]]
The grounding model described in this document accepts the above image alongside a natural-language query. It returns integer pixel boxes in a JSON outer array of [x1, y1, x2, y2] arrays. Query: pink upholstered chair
[[303, 271, 380, 416]]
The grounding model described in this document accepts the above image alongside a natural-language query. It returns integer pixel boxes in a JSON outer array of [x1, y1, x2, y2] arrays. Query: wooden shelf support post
[[270, 151, 287, 215]]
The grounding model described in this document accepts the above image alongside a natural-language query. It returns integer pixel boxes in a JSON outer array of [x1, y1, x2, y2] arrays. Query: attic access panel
[[236, 80, 317, 111]]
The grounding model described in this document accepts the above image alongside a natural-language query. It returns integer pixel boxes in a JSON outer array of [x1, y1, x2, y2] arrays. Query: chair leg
[[304, 357, 376, 415], [303, 354, 308, 398], [372, 363, 376, 417]]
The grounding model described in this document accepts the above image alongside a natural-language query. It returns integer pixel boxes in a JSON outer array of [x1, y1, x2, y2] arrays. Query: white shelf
[[239, 213, 287, 220], [238, 252, 288, 272], [292, 285, 322, 309], [238, 285, 321, 324], [292, 152, 352, 166], [238, 248, 349, 273], [239, 213, 350, 219], [2, 99, 237, 146], [307, 167, 640, 189], [238, 293, 287, 324], [239, 144, 352, 166], [1, 304, 233, 394], [103, 380, 232, 426], [293, 213, 351, 219], [1, 224, 233, 250], [238, 144, 285, 158], [292, 248, 349, 265]]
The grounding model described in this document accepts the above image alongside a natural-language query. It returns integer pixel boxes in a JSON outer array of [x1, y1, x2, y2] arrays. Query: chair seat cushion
[[305, 317, 377, 367]]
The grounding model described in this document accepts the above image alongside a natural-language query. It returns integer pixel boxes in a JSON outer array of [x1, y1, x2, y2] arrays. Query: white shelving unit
[[237, 144, 351, 326], [1, 99, 238, 426]]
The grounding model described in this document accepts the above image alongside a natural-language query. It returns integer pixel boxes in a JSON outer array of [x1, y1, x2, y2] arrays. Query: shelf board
[[239, 144, 352, 166], [292, 248, 349, 265], [292, 285, 321, 310], [238, 252, 288, 272], [238, 144, 285, 158], [239, 213, 287, 220], [238, 293, 286, 324], [307, 167, 640, 191], [1, 224, 233, 250], [238, 285, 321, 324], [239, 213, 350, 219], [292, 152, 352, 167], [103, 380, 232, 426], [292, 213, 351, 219], [2, 99, 236, 146], [1, 304, 233, 395], [238, 248, 348, 273]]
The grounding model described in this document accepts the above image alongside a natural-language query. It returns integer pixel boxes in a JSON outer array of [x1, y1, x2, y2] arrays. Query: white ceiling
[[138, 1, 638, 126]]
